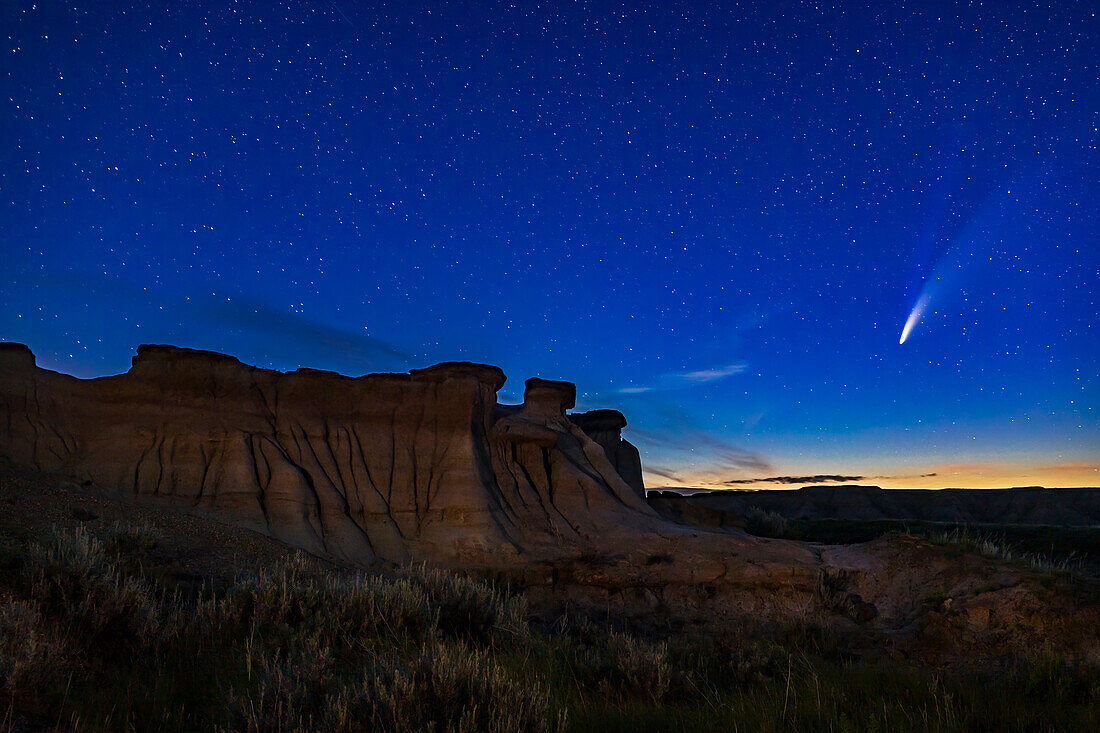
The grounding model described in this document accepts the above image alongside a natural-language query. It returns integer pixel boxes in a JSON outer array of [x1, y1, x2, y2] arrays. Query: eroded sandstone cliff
[[0, 343, 657, 565]]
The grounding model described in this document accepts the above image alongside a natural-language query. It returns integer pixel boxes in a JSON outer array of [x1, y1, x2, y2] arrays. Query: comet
[[899, 292, 931, 344], [896, 170, 1035, 347]]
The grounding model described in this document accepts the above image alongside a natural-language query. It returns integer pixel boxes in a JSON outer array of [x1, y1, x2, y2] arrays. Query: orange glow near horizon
[[643, 461, 1100, 490]]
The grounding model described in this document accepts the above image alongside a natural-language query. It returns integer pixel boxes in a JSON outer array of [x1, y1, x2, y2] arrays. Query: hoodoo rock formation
[[0, 343, 659, 565], [568, 409, 645, 502]]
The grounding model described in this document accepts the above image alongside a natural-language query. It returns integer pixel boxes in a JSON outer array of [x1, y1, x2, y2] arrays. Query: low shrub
[[327, 642, 564, 733], [745, 506, 793, 538], [576, 630, 671, 704], [103, 520, 158, 557], [407, 565, 529, 644], [669, 635, 790, 689], [21, 526, 160, 651], [0, 598, 67, 701], [227, 638, 336, 732], [1013, 652, 1100, 705], [816, 568, 849, 610], [929, 527, 1080, 573], [215, 556, 438, 650]]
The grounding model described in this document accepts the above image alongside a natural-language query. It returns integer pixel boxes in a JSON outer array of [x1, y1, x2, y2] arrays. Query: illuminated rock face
[[0, 343, 655, 564]]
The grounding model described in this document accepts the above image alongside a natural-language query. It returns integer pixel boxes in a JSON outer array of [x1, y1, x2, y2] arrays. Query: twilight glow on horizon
[[2, 1, 1097, 489]]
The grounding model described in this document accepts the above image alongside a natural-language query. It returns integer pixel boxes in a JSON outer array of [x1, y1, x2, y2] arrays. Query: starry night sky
[[2, 1, 1097, 488]]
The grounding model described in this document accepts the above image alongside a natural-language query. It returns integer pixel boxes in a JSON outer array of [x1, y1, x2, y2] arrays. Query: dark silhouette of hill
[[649, 484, 1100, 528]]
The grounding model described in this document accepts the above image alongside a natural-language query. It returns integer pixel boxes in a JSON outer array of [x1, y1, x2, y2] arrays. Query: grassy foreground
[[1, 523, 1098, 731]]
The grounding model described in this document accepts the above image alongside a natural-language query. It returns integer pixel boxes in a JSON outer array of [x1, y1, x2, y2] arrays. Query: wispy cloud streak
[[617, 362, 747, 394], [723, 474, 865, 485], [630, 426, 771, 475], [200, 295, 411, 365]]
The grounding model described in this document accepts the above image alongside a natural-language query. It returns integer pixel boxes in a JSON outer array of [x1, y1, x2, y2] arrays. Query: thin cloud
[[617, 362, 747, 394], [724, 474, 865, 485], [681, 364, 748, 382], [610, 399, 772, 483], [870, 472, 939, 480], [16, 270, 412, 373], [723, 472, 941, 486], [642, 465, 684, 482], [201, 294, 411, 366], [629, 426, 771, 474]]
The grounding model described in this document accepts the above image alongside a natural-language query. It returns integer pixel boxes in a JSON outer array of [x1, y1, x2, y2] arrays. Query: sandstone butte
[[1, 341, 1097, 664]]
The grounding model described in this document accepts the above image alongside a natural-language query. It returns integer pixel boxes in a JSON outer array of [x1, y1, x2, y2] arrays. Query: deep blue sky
[[3, 1, 1097, 487]]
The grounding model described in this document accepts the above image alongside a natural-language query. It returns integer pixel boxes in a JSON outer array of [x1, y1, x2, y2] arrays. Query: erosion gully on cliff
[[3, 342, 1099, 665]]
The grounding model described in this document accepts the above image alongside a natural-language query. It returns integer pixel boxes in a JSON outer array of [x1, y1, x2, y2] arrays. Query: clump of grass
[[207, 558, 529, 655], [929, 527, 1080, 573], [668, 634, 791, 689], [744, 506, 793, 538], [1012, 651, 1100, 705], [227, 635, 562, 733], [212, 560, 540, 730], [103, 519, 158, 557], [588, 632, 671, 703], [407, 565, 529, 644], [563, 622, 671, 704], [227, 638, 336, 732], [20, 526, 161, 651], [216, 555, 438, 650], [816, 568, 849, 609], [0, 598, 68, 702], [327, 642, 564, 733]]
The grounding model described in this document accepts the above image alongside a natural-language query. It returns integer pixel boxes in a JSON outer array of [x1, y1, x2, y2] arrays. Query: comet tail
[[900, 293, 931, 344]]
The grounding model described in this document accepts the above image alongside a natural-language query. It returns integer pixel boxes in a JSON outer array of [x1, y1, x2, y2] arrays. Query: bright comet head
[[900, 293, 931, 344]]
